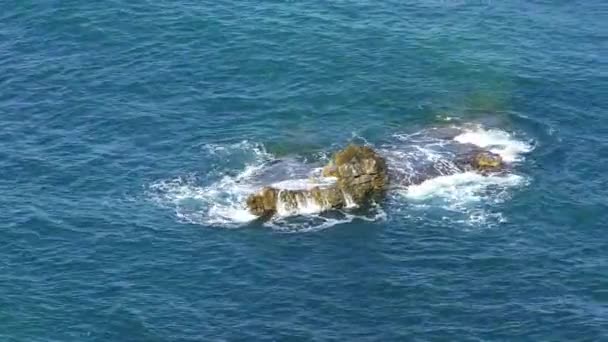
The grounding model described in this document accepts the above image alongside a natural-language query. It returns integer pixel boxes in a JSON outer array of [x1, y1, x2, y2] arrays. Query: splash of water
[[147, 141, 269, 227], [385, 124, 532, 227], [148, 124, 534, 231], [403, 172, 526, 204], [270, 176, 336, 191], [275, 189, 326, 217], [453, 126, 533, 162], [148, 141, 372, 231]]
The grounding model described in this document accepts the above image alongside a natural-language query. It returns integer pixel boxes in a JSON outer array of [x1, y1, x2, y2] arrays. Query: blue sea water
[[1, 1, 607, 340]]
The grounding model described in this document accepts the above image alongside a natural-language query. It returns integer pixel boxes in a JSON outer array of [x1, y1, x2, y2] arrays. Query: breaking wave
[[147, 141, 267, 228], [454, 125, 534, 162], [147, 124, 534, 231], [386, 124, 533, 226], [147, 141, 374, 232]]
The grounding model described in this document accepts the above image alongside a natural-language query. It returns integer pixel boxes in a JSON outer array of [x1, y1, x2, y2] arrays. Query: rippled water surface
[[1, 1, 606, 341]]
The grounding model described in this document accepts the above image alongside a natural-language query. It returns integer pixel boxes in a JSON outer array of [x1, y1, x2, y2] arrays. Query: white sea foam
[[147, 141, 271, 227], [384, 124, 533, 227], [147, 166, 260, 227], [271, 177, 336, 191], [275, 190, 315, 217], [399, 171, 527, 227], [148, 141, 376, 231], [149, 124, 533, 231], [453, 126, 533, 162], [342, 191, 357, 208], [265, 201, 386, 233], [404, 172, 525, 202], [265, 214, 355, 233]]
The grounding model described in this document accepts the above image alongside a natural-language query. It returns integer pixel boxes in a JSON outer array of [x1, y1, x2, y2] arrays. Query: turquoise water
[[1, 1, 607, 340]]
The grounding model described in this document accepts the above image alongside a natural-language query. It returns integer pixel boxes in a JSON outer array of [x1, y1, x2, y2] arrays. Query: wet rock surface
[[246, 145, 388, 217], [246, 144, 504, 218]]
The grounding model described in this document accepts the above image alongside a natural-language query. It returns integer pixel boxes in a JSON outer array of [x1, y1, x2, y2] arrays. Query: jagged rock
[[277, 186, 346, 215], [245, 145, 502, 218], [246, 145, 387, 217], [456, 151, 503, 173], [329, 145, 388, 203], [246, 187, 278, 217], [246, 185, 346, 217], [311, 186, 346, 209]]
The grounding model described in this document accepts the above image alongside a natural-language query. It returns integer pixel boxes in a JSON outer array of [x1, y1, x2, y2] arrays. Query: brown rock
[[245, 187, 278, 217], [246, 145, 388, 218], [332, 145, 388, 203], [321, 164, 338, 177], [458, 151, 504, 174], [472, 151, 503, 171]]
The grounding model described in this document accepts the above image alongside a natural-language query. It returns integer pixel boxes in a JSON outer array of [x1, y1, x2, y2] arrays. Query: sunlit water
[[1, 1, 606, 340]]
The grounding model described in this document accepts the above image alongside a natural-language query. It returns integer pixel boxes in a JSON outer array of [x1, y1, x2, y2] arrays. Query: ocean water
[[1, 1, 607, 341]]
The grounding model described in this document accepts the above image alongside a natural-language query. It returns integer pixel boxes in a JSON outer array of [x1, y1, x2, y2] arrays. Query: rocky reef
[[246, 145, 387, 217], [455, 150, 504, 174], [246, 144, 503, 218], [321, 145, 388, 203]]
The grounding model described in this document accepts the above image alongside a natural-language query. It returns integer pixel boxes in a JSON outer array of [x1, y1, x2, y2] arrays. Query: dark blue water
[[2, 1, 607, 341]]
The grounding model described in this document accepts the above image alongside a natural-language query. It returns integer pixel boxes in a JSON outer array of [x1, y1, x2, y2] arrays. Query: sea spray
[[453, 126, 533, 162], [150, 124, 533, 231]]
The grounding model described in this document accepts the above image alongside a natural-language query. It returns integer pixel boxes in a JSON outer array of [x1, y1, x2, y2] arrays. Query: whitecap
[[398, 171, 528, 227], [403, 171, 525, 201], [453, 126, 533, 162]]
